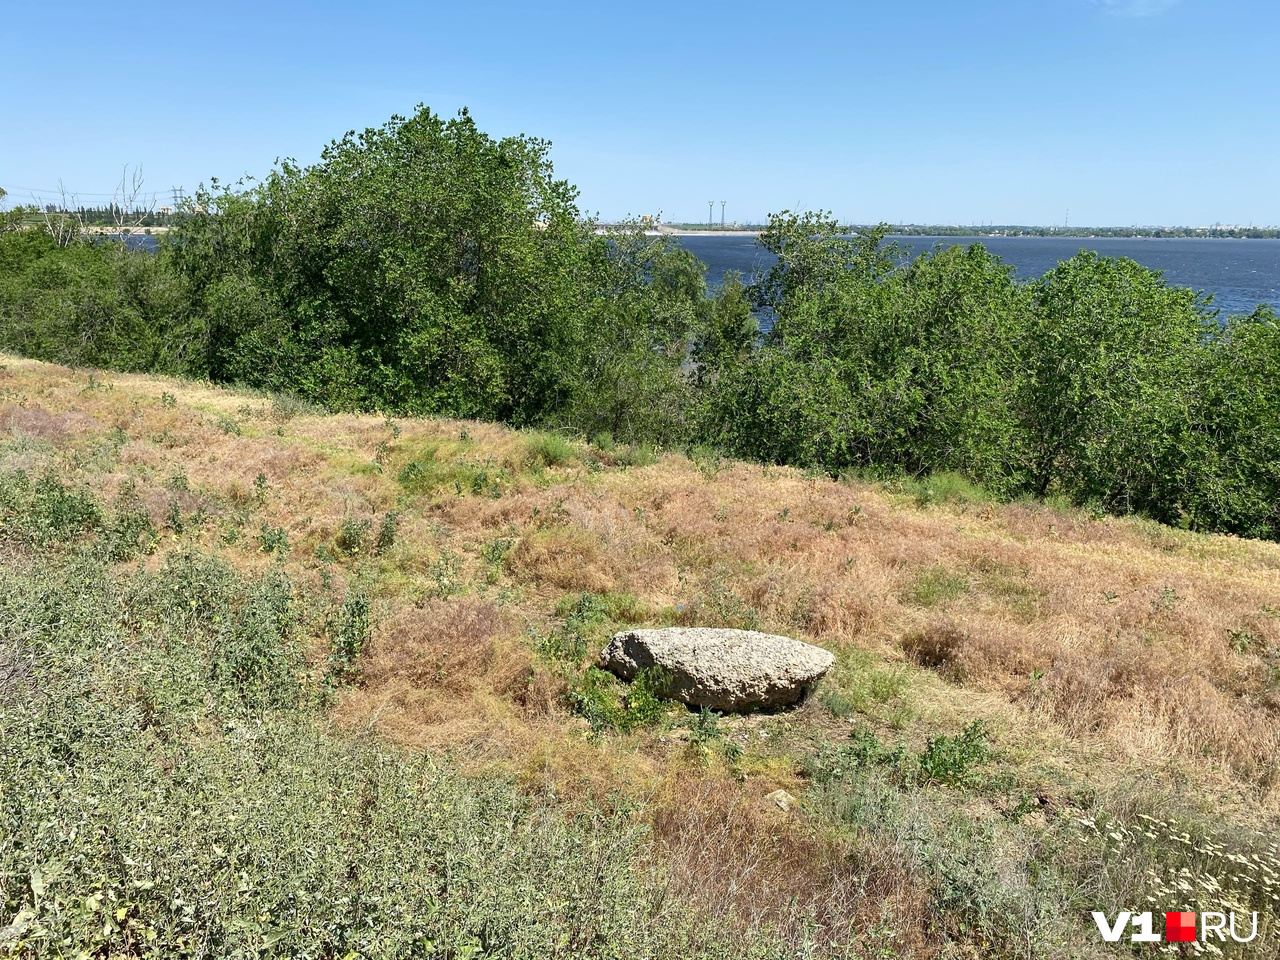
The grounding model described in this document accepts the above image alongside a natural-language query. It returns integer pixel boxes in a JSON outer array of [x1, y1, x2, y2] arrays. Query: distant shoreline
[[656, 227, 761, 237]]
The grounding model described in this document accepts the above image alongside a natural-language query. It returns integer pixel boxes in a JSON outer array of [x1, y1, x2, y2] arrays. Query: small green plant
[[429, 549, 462, 597], [374, 511, 398, 554], [159, 391, 177, 408], [524, 430, 576, 469], [569, 666, 671, 733], [482, 536, 515, 567], [253, 472, 268, 505], [904, 566, 970, 607], [1228, 629, 1258, 653], [915, 720, 991, 787], [164, 498, 184, 534], [216, 414, 242, 436], [326, 589, 372, 685], [105, 482, 156, 560], [257, 524, 289, 554], [1152, 585, 1180, 613], [335, 516, 372, 556], [806, 727, 898, 783], [807, 721, 990, 789]]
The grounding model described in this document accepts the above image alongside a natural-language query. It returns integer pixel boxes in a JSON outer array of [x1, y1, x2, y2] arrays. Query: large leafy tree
[[165, 106, 701, 438], [701, 215, 1029, 488], [1021, 252, 1215, 516]]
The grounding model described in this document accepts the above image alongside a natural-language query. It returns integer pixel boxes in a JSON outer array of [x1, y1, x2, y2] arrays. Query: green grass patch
[[902, 565, 971, 607], [397, 443, 510, 498], [522, 430, 577, 469], [818, 650, 911, 718]]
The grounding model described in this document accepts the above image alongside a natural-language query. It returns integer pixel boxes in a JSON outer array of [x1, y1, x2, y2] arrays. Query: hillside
[[1, 353, 1277, 958]]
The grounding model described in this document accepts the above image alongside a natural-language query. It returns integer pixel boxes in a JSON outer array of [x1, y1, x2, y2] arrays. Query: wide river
[[675, 234, 1280, 318]]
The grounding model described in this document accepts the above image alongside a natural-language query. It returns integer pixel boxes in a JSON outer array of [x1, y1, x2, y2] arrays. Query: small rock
[[764, 789, 798, 812]]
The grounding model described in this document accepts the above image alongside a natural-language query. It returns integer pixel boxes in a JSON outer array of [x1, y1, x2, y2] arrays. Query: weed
[[903, 565, 970, 607], [253, 472, 268, 505], [216, 414, 242, 436], [335, 516, 372, 556], [164, 498, 184, 534], [482, 536, 515, 567], [399, 449, 509, 498], [524, 430, 577, 469], [429, 549, 462, 598], [569, 666, 671, 733], [269, 390, 326, 420], [1229, 629, 1258, 653], [1152, 585, 1180, 613], [819, 662, 908, 718], [687, 708, 744, 765], [105, 481, 156, 560], [915, 720, 991, 787], [256, 524, 289, 554], [807, 721, 991, 790], [159, 391, 177, 408], [900, 470, 995, 508], [0, 473, 103, 546], [326, 589, 372, 685], [374, 511, 398, 554], [617, 443, 658, 467]]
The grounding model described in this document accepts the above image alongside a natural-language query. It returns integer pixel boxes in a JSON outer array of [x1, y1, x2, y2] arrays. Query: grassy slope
[[1, 353, 1278, 958]]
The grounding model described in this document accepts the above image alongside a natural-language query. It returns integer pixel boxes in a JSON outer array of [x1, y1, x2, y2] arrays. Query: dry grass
[[5, 352, 1280, 955]]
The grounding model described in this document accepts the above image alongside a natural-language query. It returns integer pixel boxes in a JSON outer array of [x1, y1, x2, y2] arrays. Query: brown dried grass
[[4, 351, 1280, 809]]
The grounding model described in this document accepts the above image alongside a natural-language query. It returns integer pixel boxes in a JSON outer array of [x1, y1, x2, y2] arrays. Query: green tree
[[1021, 252, 1214, 517], [1185, 306, 1280, 537], [166, 106, 697, 441], [692, 271, 757, 387]]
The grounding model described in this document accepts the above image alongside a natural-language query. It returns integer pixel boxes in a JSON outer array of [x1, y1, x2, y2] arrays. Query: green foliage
[[0, 554, 769, 959], [700, 222, 1031, 492], [692, 271, 757, 387], [1021, 251, 1214, 517], [0, 229, 198, 374], [397, 447, 511, 498], [536, 590, 638, 665], [903, 566, 971, 607], [807, 720, 991, 790], [568, 665, 673, 734], [916, 721, 992, 787], [818, 651, 910, 718], [326, 589, 371, 684], [523, 430, 577, 469], [334, 515, 372, 556], [256, 524, 289, 554], [374, 511, 398, 554]]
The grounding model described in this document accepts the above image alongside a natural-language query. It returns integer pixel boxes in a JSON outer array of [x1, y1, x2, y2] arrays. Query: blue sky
[[1, 0, 1275, 226]]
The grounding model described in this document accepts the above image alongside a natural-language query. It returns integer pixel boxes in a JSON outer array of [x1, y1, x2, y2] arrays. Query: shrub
[[523, 430, 577, 469]]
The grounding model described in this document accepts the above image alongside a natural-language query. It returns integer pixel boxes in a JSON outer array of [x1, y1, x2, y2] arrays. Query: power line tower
[[720, 201, 726, 228]]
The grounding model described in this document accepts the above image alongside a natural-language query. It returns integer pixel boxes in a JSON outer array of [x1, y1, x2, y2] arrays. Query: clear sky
[[1, 0, 1276, 226]]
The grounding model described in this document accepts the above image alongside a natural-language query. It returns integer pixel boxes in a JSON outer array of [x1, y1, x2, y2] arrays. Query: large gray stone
[[599, 627, 836, 711]]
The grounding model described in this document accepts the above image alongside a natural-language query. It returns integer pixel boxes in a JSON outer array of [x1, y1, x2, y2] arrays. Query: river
[[674, 234, 1280, 318]]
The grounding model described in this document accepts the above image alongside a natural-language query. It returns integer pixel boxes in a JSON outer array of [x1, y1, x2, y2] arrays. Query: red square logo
[[1166, 912, 1197, 942]]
